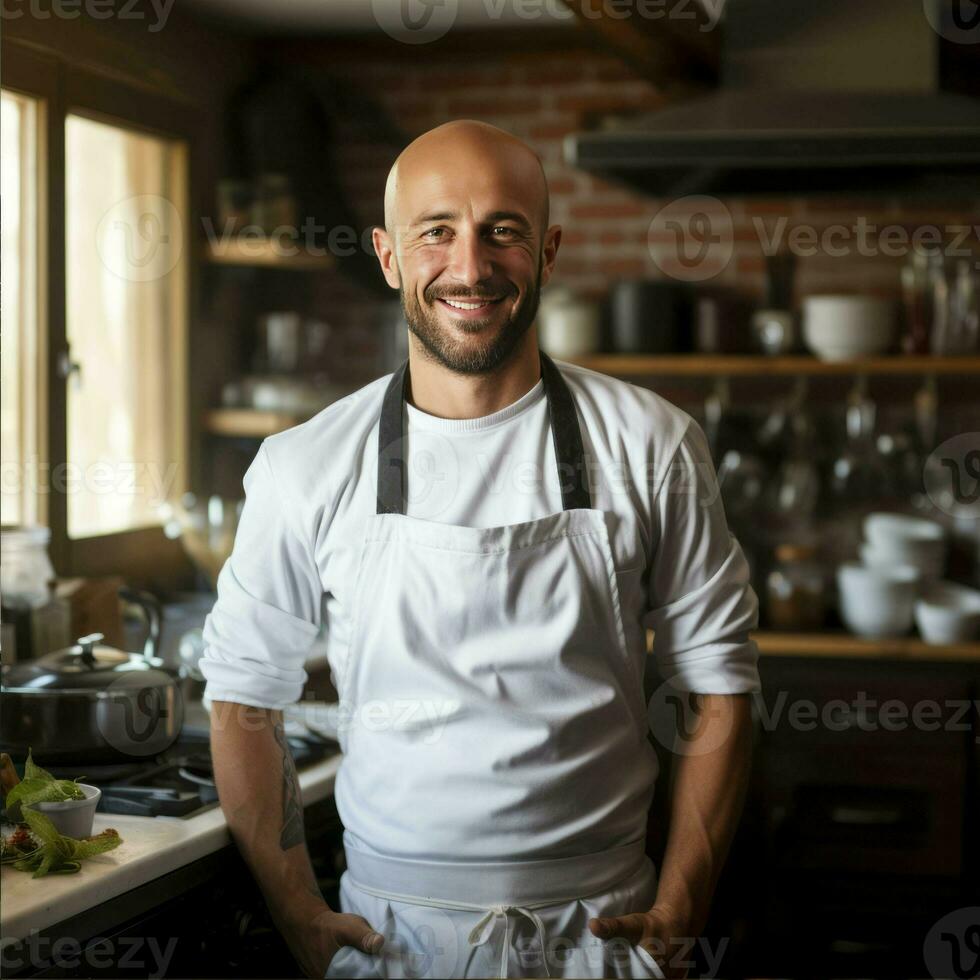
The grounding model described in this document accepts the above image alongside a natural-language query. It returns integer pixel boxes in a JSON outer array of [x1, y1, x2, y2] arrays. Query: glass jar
[[0, 525, 56, 609], [766, 543, 826, 631]]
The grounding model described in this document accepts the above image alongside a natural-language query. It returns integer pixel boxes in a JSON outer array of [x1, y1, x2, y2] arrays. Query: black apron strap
[[539, 351, 593, 511], [376, 351, 592, 515]]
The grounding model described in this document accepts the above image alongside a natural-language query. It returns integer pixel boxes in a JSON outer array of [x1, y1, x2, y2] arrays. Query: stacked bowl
[[837, 513, 946, 639], [859, 513, 947, 581]]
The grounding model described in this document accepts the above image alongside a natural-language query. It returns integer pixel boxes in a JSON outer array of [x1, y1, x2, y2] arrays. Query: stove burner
[[50, 730, 339, 819]]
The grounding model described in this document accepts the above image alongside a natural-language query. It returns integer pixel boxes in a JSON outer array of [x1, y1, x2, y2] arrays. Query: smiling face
[[374, 121, 561, 375]]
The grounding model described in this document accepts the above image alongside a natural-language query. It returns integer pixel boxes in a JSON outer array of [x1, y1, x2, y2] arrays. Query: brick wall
[[289, 43, 979, 379]]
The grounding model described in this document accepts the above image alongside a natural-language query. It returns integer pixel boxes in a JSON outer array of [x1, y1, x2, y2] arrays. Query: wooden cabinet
[[726, 655, 980, 978]]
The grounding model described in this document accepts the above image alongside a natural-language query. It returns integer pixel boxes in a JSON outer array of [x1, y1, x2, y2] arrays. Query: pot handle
[[118, 587, 163, 662]]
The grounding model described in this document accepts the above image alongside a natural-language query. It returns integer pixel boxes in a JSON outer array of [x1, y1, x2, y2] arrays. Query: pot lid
[[0, 633, 167, 692]]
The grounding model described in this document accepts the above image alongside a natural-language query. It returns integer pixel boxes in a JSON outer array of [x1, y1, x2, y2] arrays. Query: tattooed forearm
[[273, 720, 305, 850]]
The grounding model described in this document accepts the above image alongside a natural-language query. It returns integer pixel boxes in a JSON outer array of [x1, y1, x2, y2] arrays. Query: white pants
[[324, 856, 666, 979]]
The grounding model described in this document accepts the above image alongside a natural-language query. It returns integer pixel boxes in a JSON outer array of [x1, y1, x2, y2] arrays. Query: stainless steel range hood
[[564, 0, 980, 196]]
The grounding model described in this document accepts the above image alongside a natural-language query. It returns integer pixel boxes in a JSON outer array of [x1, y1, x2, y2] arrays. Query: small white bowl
[[863, 513, 946, 575], [838, 562, 921, 638], [27, 784, 101, 839], [859, 540, 945, 580], [865, 511, 945, 545], [915, 582, 980, 645], [803, 296, 895, 360]]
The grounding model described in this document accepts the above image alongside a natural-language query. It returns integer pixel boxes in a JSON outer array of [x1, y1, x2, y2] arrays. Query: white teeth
[[443, 299, 493, 310]]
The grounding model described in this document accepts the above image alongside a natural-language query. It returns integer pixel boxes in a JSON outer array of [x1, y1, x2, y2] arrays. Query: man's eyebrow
[[409, 210, 534, 230], [412, 210, 457, 226], [484, 211, 533, 230]]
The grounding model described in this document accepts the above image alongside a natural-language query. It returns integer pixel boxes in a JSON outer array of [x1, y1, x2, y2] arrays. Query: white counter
[[0, 752, 342, 946]]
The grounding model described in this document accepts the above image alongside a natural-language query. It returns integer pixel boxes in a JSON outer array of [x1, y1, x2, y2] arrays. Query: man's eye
[[423, 227, 446, 239], [492, 226, 517, 237]]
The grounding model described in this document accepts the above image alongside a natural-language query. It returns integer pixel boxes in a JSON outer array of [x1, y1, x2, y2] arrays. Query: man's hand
[[588, 906, 691, 979], [282, 902, 385, 979]]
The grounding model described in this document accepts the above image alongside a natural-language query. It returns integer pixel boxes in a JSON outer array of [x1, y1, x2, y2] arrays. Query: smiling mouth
[[435, 296, 505, 316]]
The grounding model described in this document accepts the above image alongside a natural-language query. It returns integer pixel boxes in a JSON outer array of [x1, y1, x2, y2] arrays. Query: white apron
[[327, 352, 663, 979]]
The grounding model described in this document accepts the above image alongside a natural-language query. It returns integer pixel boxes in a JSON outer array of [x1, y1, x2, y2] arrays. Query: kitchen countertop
[[0, 751, 342, 947]]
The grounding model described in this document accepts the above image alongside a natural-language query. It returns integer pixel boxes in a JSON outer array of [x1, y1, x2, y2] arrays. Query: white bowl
[[865, 512, 945, 546], [803, 295, 895, 361], [859, 540, 945, 580], [837, 562, 921, 638], [914, 581, 980, 644], [863, 513, 946, 575], [27, 784, 101, 839]]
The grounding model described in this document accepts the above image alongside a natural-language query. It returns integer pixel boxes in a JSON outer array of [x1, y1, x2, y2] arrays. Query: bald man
[[204, 121, 760, 979]]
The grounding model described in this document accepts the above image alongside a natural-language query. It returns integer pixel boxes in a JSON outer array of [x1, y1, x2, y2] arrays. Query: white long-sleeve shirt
[[200, 358, 760, 709]]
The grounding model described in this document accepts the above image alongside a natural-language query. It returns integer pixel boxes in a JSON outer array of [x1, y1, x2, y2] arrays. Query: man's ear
[[372, 227, 401, 289], [539, 225, 562, 288]]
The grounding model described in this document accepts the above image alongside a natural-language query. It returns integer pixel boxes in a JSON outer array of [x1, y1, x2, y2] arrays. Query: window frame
[[3, 39, 198, 586], [1, 83, 48, 532]]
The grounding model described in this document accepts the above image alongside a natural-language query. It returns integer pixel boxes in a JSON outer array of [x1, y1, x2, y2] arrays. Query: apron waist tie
[[343, 837, 649, 979], [349, 878, 557, 979], [468, 904, 551, 979]]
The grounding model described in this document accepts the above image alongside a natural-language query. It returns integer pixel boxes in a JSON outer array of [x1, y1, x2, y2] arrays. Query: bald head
[[383, 120, 549, 236]]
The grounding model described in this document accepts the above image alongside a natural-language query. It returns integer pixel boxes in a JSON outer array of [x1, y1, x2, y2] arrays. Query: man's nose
[[445, 230, 494, 287]]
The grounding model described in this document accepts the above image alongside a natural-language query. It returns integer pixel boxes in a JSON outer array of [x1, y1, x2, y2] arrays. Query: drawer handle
[[830, 805, 903, 826]]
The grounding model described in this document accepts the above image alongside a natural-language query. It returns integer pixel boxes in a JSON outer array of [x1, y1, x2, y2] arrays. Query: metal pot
[[0, 589, 183, 765]]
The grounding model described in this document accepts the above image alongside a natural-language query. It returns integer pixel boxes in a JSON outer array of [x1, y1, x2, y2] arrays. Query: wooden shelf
[[203, 236, 336, 271], [569, 354, 980, 377], [647, 628, 980, 661], [755, 630, 980, 661], [204, 408, 307, 438]]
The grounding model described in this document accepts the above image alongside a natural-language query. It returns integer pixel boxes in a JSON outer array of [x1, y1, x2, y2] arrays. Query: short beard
[[400, 258, 542, 376]]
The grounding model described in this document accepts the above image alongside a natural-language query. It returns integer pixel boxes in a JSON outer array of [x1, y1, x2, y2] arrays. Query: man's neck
[[405, 333, 542, 420]]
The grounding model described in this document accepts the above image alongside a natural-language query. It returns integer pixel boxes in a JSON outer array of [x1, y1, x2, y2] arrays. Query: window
[[1, 89, 44, 529], [64, 114, 188, 539]]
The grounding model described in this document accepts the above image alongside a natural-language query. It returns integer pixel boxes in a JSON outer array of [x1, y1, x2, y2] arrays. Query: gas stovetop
[[48, 729, 339, 819]]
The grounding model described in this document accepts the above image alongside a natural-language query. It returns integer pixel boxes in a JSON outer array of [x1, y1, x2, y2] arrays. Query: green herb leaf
[[24, 748, 55, 783], [21, 808, 65, 850], [13, 810, 123, 878], [69, 829, 121, 861]]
